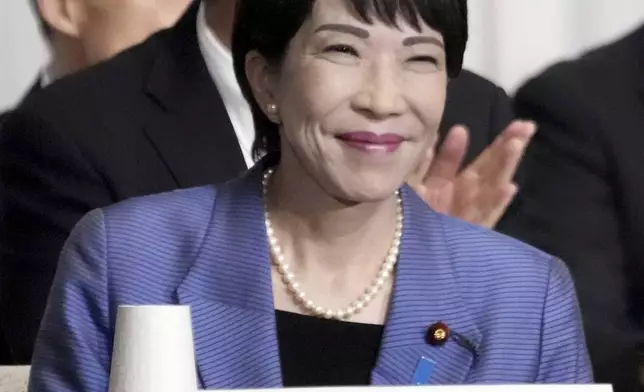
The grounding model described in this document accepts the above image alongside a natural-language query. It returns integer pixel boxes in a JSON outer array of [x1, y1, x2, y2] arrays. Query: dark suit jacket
[[0, 1, 513, 364], [499, 24, 644, 392], [0, 78, 42, 365]]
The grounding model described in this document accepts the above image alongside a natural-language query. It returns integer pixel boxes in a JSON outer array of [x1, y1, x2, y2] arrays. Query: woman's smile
[[336, 131, 405, 154], [335, 131, 405, 153]]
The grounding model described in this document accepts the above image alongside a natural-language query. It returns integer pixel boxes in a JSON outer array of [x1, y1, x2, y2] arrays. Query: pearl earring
[[267, 103, 278, 114]]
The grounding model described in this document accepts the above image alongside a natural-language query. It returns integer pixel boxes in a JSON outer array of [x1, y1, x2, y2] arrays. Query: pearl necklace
[[262, 168, 403, 320]]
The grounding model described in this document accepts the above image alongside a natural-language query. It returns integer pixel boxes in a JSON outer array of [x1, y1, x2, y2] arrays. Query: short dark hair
[[30, 0, 52, 37], [232, 0, 468, 163]]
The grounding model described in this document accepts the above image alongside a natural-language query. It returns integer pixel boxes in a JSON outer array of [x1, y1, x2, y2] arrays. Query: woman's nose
[[352, 61, 407, 118]]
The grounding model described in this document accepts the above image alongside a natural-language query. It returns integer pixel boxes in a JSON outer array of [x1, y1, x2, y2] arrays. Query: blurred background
[[1, 0, 644, 110]]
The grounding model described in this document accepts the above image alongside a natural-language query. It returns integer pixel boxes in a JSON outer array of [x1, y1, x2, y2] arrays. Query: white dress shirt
[[196, 2, 255, 168]]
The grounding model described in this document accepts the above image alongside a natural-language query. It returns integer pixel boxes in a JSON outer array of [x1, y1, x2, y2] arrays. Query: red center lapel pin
[[426, 321, 450, 347], [425, 321, 479, 359]]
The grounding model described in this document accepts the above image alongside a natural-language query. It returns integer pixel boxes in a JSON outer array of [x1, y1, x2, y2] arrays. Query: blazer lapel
[[176, 165, 282, 389], [372, 187, 482, 385], [144, 1, 246, 188]]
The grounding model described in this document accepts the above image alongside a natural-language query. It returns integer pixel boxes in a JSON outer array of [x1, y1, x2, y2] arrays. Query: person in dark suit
[[0, 0, 533, 364], [0, 0, 192, 366], [0, 0, 190, 115], [499, 24, 644, 392], [29, 0, 192, 83], [1, 0, 191, 118]]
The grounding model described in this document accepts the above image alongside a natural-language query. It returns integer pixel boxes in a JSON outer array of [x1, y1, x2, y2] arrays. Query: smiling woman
[[28, 0, 591, 391], [236, 0, 463, 204], [234, 0, 467, 163]]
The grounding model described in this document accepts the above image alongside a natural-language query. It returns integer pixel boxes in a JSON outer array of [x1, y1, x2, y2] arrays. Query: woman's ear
[[37, 0, 85, 38], [245, 50, 281, 124]]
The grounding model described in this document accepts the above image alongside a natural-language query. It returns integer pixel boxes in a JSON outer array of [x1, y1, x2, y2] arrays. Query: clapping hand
[[407, 120, 536, 229]]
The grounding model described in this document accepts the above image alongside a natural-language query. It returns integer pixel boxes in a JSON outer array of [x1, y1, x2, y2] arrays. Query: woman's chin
[[330, 178, 403, 205]]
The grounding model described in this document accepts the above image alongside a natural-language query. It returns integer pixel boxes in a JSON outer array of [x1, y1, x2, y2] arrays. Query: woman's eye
[[323, 44, 359, 57], [408, 55, 438, 64]]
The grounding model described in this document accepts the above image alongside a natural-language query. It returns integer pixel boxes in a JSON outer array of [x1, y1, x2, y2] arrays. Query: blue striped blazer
[[29, 166, 592, 391]]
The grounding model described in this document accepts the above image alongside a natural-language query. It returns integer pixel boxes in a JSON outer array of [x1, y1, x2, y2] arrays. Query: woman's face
[[252, 0, 448, 203]]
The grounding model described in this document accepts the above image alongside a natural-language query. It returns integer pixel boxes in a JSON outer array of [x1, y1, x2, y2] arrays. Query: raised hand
[[408, 120, 536, 228]]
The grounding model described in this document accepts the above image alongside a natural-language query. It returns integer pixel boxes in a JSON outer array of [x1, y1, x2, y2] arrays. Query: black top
[[276, 310, 384, 386]]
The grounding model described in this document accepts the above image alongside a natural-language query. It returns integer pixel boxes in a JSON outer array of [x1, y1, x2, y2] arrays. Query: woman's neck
[[265, 162, 400, 276]]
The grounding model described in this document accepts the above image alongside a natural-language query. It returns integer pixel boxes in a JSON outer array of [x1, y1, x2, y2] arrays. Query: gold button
[[434, 328, 447, 341]]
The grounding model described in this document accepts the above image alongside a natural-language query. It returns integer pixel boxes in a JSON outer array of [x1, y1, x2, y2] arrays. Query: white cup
[[108, 305, 198, 392]]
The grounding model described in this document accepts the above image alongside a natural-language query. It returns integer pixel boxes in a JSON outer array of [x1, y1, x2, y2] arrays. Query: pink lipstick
[[336, 132, 404, 153]]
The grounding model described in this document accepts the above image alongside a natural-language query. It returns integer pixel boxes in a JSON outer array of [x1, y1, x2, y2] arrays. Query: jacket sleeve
[[0, 108, 114, 362], [28, 209, 111, 392], [536, 257, 593, 383]]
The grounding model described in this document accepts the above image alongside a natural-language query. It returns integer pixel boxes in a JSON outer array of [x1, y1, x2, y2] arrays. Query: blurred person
[[3, 0, 190, 112], [0, 0, 533, 364], [0, 0, 191, 365], [499, 24, 644, 392], [29, 0, 588, 390], [32, 0, 192, 84]]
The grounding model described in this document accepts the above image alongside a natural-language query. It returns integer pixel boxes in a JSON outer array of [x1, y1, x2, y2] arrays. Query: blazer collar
[[177, 164, 482, 388], [143, 0, 246, 187]]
